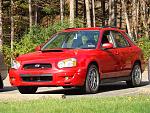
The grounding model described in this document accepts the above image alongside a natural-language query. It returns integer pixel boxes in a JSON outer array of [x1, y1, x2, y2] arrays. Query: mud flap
[[0, 75, 3, 89]]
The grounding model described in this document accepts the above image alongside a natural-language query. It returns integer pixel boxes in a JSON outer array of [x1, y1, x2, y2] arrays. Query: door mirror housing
[[35, 46, 41, 51], [102, 43, 113, 49]]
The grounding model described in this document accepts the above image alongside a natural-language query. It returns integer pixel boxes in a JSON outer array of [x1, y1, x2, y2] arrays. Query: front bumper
[[9, 67, 86, 87]]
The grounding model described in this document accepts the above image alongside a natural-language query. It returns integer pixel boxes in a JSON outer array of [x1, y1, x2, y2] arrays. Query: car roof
[[63, 27, 126, 32]]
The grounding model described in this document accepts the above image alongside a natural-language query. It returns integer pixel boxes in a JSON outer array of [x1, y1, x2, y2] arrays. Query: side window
[[101, 30, 114, 46], [111, 31, 130, 48]]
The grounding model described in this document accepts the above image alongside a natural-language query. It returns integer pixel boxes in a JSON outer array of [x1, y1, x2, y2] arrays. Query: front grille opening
[[22, 76, 52, 82], [23, 63, 52, 69]]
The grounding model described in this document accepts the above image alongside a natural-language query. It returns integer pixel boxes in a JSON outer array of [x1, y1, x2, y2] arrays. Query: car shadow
[[0, 86, 17, 92], [37, 81, 150, 95]]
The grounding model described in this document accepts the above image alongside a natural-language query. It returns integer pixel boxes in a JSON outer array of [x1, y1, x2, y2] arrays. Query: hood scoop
[[41, 49, 63, 52]]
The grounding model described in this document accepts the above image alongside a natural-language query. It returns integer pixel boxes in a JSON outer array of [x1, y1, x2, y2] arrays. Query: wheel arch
[[87, 61, 102, 79]]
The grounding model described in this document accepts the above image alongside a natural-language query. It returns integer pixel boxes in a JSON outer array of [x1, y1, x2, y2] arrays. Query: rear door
[[111, 30, 132, 77]]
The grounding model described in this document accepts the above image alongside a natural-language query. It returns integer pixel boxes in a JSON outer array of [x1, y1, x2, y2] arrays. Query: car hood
[[16, 49, 93, 62]]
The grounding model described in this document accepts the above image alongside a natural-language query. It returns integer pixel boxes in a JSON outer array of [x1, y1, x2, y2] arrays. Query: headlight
[[12, 60, 21, 69], [57, 58, 77, 68]]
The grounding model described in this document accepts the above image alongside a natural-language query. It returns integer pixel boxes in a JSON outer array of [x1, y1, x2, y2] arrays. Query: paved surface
[[0, 70, 149, 100]]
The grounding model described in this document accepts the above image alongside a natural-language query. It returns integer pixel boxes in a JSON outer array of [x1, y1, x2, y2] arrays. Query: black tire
[[17, 86, 38, 94], [63, 86, 72, 88], [0, 75, 3, 89], [82, 64, 100, 94], [126, 63, 142, 87]]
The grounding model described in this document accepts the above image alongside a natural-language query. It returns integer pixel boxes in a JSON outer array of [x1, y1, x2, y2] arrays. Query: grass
[[0, 95, 150, 113]]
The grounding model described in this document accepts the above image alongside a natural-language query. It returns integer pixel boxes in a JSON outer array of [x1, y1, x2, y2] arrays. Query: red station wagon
[[9, 27, 145, 94]]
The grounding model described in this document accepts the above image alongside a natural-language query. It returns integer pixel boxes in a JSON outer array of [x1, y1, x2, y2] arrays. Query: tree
[[91, 0, 95, 27], [85, 0, 91, 27], [108, 0, 115, 26], [11, 0, 14, 65], [0, 0, 2, 50], [60, 0, 64, 24], [122, 0, 132, 38], [70, 0, 74, 27], [29, 0, 32, 31], [34, 0, 38, 26]]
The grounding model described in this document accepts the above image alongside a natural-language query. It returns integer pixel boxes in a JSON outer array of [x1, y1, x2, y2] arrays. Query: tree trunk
[[85, 0, 91, 27], [70, 0, 74, 27], [11, 0, 14, 65], [0, 0, 2, 50], [91, 0, 95, 27], [60, 0, 64, 24], [75, 0, 78, 17], [101, 0, 105, 26], [34, 0, 38, 26], [122, 0, 132, 38], [29, 0, 32, 31], [132, 0, 137, 40], [108, 0, 115, 26]]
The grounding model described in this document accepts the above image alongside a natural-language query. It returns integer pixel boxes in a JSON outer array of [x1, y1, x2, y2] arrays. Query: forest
[[0, 0, 149, 66]]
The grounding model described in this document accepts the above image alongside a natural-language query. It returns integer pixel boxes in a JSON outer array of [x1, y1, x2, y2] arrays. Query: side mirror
[[102, 43, 113, 49], [35, 46, 41, 51]]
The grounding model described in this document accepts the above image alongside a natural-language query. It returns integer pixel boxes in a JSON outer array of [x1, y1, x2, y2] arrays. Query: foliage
[[137, 37, 150, 61], [0, 95, 150, 113], [3, 20, 83, 67]]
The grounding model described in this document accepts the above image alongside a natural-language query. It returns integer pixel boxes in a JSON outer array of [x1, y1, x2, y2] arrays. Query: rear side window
[[111, 31, 130, 48]]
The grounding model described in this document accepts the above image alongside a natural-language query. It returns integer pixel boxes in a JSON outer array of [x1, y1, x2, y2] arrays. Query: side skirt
[[100, 76, 131, 84]]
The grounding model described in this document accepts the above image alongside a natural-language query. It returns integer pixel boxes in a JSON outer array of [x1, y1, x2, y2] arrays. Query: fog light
[[65, 76, 69, 80], [10, 77, 15, 81]]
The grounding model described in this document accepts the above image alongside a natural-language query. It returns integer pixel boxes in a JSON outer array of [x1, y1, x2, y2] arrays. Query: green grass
[[0, 95, 150, 113]]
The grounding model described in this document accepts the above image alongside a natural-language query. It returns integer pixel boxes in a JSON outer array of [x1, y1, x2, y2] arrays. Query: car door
[[111, 30, 132, 77], [100, 30, 121, 79]]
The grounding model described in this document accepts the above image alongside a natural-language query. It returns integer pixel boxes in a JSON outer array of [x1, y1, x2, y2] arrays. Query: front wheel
[[83, 64, 100, 94], [126, 63, 142, 87], [17, 86, 38, 94]]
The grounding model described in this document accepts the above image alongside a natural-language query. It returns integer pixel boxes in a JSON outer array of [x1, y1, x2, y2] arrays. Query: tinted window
[[42, 31, 100, 50], [101, 31, 115, 46], [111, 31, 130, 48]]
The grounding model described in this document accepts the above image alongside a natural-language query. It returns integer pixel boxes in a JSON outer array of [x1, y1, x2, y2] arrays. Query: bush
[[137, 37, 150, 61], [3, 20, 83, 67]]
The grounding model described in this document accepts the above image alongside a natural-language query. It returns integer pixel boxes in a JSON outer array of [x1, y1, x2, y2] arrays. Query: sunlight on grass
[[0, 95, 150, 113]]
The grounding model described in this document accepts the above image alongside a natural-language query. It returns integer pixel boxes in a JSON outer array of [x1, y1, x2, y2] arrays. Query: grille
[[23, 63, 52, 69], [21, 74, 52, 82]]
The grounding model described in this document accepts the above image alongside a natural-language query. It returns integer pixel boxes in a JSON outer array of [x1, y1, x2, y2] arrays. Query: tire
[[63, 86, 72, 88], [17, 86, 38, 94], [0, 75, 3, 89], [126, 63, 142, 87], [83, 64, 100, 94]]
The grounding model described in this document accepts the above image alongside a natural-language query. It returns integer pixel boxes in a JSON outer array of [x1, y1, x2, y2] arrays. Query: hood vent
[[41, 50, 63, 52]]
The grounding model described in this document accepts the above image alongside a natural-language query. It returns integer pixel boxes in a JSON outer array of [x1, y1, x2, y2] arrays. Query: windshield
[[41, 30, 100, 50]]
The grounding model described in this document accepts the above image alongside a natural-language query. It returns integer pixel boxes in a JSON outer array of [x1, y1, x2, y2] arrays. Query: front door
[[100, 30, 121, 79]]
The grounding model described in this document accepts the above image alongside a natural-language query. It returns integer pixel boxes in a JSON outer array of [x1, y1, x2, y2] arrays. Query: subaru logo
[[35, 64, 40, 68]]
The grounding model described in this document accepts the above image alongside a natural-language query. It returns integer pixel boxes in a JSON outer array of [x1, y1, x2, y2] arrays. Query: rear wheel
[[17, 86, 38, 94], [82, 64, 100, 94], [126, 63, 142, 87], [63, 86, 72, 88], [0, 74, 3, 89]]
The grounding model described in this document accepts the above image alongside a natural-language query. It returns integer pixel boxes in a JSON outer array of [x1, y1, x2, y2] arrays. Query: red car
[[9, 27, 145, 94]]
